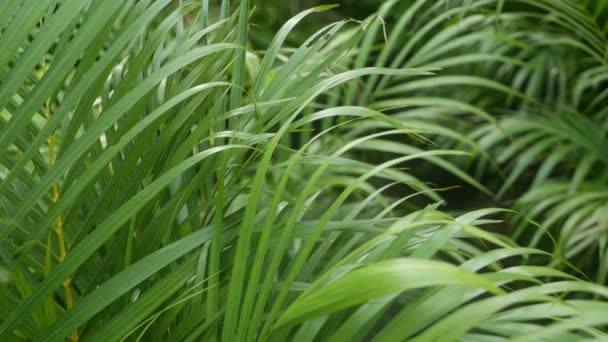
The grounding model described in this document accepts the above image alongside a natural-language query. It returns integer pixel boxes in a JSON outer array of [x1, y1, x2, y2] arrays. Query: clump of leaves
[[1, 0, 607, 341]]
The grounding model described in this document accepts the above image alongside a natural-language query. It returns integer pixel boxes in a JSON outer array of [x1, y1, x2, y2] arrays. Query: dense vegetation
[[1, 0, 608, 340]]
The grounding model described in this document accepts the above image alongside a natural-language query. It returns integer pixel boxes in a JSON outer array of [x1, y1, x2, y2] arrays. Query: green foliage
[[0, 0, 607, 341]]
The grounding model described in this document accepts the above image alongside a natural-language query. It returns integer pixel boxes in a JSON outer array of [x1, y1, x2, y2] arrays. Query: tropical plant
[[342, 0, 608, 281], [0, 0, 607, 341]]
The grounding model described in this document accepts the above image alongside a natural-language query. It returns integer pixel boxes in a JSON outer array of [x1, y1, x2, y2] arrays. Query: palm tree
[[0, 0, 607, 340]]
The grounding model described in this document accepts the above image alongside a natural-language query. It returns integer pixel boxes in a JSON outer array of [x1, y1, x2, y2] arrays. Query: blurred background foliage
[[251, 0, 385, 45]]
